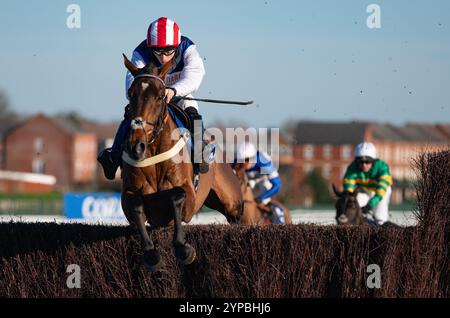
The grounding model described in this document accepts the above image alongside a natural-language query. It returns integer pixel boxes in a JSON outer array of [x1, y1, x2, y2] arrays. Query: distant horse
[[121, 55, 243, 271], [332, 184, 366, 225], [332, 184, 400, 228], [232, 163, 292, 225]]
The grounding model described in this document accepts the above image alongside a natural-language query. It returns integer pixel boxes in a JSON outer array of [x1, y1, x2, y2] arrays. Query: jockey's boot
[[185, 107, 213, 174], [97, 112, 131, 180], [97, 148, 119, 180]]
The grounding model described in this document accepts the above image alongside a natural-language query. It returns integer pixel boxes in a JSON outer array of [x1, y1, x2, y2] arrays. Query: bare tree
[[0, 91, 19, 133], [0, 91, 10, 117]]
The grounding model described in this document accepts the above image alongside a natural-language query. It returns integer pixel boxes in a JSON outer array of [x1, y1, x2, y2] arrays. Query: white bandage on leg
[[372, 187, 391, 225], [356, 187, 392, 225], [356, 192, 371, 208]]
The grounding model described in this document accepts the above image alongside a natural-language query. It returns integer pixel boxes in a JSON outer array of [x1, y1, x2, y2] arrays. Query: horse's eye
[[159, 94, 165, 100]]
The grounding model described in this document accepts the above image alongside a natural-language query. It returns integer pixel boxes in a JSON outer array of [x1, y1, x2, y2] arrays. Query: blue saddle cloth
[[167, 105, 216, 163], [167, 106, 192, 149]]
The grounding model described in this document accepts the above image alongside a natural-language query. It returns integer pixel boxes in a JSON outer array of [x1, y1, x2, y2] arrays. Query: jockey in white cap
[[343, 142, 393, 225], [236, 141, 285, 224]]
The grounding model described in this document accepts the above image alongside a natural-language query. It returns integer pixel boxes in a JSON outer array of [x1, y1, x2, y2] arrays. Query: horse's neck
[[244, 184, 254, 201], [147, 117, 189, 188], [149, 116, 180, 155], [242, 179, 256, 203]]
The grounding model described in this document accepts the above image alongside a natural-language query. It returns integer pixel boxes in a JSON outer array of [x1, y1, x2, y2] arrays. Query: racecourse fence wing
[[0, 150, 449, 298]]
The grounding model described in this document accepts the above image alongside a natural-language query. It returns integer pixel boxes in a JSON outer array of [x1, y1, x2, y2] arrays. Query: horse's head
[[232, 163, 246, 179], [123, 54, 173, 160], [332, 184, 364, 225], [231, 163, 249, 192]]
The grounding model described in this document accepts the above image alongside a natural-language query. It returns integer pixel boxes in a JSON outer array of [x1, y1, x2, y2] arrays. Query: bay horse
[[121, 55, 243, 271], [232, 163, 292, 225], [332, 184, 366, 225], [332, 184, 399, 228]]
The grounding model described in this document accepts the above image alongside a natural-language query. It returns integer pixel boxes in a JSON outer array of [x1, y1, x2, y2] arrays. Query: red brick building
[[78, 119, 121, 186], [3, 114, 98, 191], [0, 170, 56, 192], [289, 121, 450, 206]]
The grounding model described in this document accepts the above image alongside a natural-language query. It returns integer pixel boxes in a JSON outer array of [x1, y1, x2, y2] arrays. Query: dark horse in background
[[232, 163, 292, 225], [121, 55, 243, 271], [332, 184, 400, 228]]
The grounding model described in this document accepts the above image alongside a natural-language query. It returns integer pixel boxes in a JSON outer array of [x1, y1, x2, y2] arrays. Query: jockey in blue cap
[[98, 17, 210, 180], [236, 141, 285, 223]]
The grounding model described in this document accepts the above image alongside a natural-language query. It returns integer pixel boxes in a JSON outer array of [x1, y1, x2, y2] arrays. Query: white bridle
[[123, 73, 189, 167]]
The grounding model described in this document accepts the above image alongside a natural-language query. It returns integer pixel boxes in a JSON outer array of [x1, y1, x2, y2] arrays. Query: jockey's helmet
[[237, 141, 257, 161], [355, 142, 377, 161], [147, 17, 181, 48]]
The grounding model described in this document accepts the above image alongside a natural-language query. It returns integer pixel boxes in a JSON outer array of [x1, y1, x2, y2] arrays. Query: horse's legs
[[147, 187, 196, 264], [205, 164, 243, 224], [283, 208, 293, 224], [169, 187, 196, 265], [123, 193, 162, 272], [171, 187, 186, 245]]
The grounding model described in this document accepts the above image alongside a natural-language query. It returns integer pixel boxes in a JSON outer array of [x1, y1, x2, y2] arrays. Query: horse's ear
[[123, 54, 139, 76], [332, 184, 343, 198]]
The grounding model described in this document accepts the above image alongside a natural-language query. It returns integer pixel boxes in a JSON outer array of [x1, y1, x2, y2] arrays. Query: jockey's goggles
[[356, 157, 374, 165], [153, 47, 177, 56]]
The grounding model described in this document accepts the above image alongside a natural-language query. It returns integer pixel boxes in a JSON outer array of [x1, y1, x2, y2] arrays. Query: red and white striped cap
[[147, 17, 181, 48]]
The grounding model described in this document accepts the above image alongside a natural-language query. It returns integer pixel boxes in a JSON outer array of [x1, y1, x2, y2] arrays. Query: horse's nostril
[[133, 140, 146, 157]]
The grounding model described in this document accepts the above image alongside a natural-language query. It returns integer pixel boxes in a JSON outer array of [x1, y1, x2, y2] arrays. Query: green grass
[[0, 192, 63, 200], [0, 192, 63, 215]]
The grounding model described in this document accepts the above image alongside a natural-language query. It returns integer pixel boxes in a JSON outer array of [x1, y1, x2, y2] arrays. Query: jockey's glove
[[361, 205, 371, 215]]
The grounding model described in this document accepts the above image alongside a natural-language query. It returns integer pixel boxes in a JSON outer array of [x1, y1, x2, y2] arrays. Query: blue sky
[[0, 0, 449, 128]]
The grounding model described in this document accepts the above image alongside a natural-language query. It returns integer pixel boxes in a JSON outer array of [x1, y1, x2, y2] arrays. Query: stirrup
[[193, 174, 200, 192]]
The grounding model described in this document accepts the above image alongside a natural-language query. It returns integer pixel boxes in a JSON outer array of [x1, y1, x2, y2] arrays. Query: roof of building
[[294, 121, 450, 145], [294, 121, 370, 145], [370, 123, 406, 142], [78, 120, 118, 141], [436, 124, 450, 139], [50, 116, 85, 134], [392, 123, 449, 143], [4, 114, 119, 141]]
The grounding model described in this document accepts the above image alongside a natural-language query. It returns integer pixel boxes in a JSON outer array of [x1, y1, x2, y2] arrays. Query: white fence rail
[[0, 210, 417, 226]]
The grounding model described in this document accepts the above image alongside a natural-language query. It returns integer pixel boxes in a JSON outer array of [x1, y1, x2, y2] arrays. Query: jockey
[[236, 141, 284, 223], [98, 17, 210, 180], [342, 142, 393, 225]]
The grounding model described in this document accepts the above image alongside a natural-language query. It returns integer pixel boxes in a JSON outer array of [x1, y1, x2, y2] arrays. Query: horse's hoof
[[175, 243, 196, 265], [143, 249, 163, 272]]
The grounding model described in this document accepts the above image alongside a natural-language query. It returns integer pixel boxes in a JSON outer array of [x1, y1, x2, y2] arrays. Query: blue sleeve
[[257, 176, 282, 201]]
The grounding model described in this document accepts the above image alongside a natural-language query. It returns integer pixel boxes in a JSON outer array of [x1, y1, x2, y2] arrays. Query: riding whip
[[178, 96, 254, 105]]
